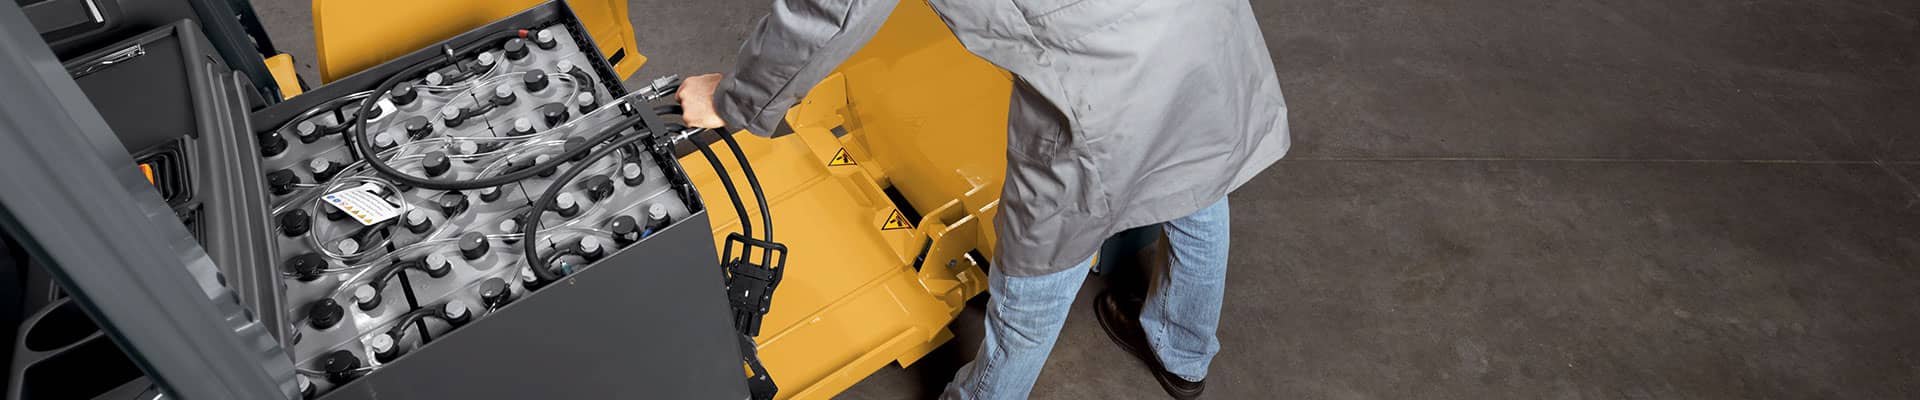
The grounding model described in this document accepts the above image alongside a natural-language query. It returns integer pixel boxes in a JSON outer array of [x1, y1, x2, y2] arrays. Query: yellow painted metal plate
[[681, 2, 1011, 398]]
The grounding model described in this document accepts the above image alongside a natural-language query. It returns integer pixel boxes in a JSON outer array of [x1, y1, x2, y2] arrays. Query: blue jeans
[[943, 198, 1231, 399]]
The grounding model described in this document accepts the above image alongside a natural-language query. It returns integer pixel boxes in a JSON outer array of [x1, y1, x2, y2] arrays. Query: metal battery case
[[246, 2, 745, 398]]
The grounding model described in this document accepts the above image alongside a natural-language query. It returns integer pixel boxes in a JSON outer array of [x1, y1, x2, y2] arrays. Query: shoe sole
[[1094, 292, 1151, 361], [1094, 292, 1203, 399]]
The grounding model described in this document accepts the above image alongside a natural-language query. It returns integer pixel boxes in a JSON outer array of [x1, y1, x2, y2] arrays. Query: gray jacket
[[716, 0, 1290, 276]]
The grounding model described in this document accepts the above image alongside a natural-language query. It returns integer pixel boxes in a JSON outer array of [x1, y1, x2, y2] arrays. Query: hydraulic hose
[[712, 130, 771, 244]]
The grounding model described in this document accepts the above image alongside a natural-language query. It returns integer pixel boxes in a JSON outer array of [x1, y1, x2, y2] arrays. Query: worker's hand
[[676, 73, 727, 129]]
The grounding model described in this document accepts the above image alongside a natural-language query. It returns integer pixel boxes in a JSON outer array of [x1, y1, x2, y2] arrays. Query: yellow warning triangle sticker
[[881, 209, 912, 230], [828, 148, 857, 166]]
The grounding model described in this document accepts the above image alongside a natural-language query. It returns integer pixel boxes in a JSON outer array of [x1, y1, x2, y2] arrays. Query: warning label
[[881, 209, 913, 231], [323, 184, 403, 226], [828, 148, 857, 166]]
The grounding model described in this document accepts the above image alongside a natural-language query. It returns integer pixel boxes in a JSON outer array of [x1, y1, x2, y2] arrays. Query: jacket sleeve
[[716, 0, 901, 137]]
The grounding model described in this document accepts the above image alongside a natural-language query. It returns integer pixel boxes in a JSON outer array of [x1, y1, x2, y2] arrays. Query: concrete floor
[[253, 0, 1920, 398]]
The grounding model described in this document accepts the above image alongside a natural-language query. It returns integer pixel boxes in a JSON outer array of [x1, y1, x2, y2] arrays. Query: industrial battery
[[3, 2, 754, 399]]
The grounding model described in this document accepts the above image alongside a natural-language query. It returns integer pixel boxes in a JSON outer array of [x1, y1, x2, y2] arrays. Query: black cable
[[368, 260, 407, 290], [540, 248, 586, 275], [691, 132, 755, 242], [712, 130, 771, 244], [384, 306, 453, 341], [315, 120, 352, 136], [365, 259, 432, 290], [564, 68, 595, 90], [518, 128, 658, 282], [346, 29, 640, 191]]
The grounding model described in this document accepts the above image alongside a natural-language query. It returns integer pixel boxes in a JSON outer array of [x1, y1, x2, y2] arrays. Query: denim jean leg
[[942, 256, 1095, 400], [1140, 197, 1231, 381]]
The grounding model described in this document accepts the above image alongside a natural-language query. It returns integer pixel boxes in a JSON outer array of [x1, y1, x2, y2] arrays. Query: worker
[[675, 0, 1288, 398]]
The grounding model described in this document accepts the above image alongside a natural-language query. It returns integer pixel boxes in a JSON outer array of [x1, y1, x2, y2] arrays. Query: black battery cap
[[479, 277, 511, 308], [459, 231, 489, 260], [307, 298, 344, 330], [278, 209, 311, 237], [321, 350, 361, 384], [258, 131, 288, 157], [503, 38, 530, 60], [581, 175, 614, 201], [389, 82, 418, 106], [423, 151, 452, 177], [288, 253, 328, 281], [438, 191, 469, 216], [609, 215, 640, 246], [522, 68, 549, 92], [539, 102, 570, 126], [266, 169, 301, 196], [403, 116, 433, 138]]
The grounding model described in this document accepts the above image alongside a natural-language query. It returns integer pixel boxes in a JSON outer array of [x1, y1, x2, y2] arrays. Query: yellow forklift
[[302, 1, 1006, 398], [8, 0, 1161, 398]]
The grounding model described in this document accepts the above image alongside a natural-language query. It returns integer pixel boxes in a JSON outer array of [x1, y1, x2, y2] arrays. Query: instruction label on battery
[[323, 184, 402, 226], [828, 148, 857, 166], [881, 209, 912, 230]]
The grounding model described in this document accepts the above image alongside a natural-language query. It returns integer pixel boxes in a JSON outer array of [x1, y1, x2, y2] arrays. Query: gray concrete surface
[[248, 0, 1920, 398]]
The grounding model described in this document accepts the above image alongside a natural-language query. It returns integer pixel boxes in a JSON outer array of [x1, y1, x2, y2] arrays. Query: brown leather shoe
[[1095, 291, 1205, 399]]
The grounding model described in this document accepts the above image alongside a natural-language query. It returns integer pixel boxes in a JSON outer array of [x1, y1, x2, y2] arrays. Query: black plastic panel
[[8, 21, 273, 400]]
